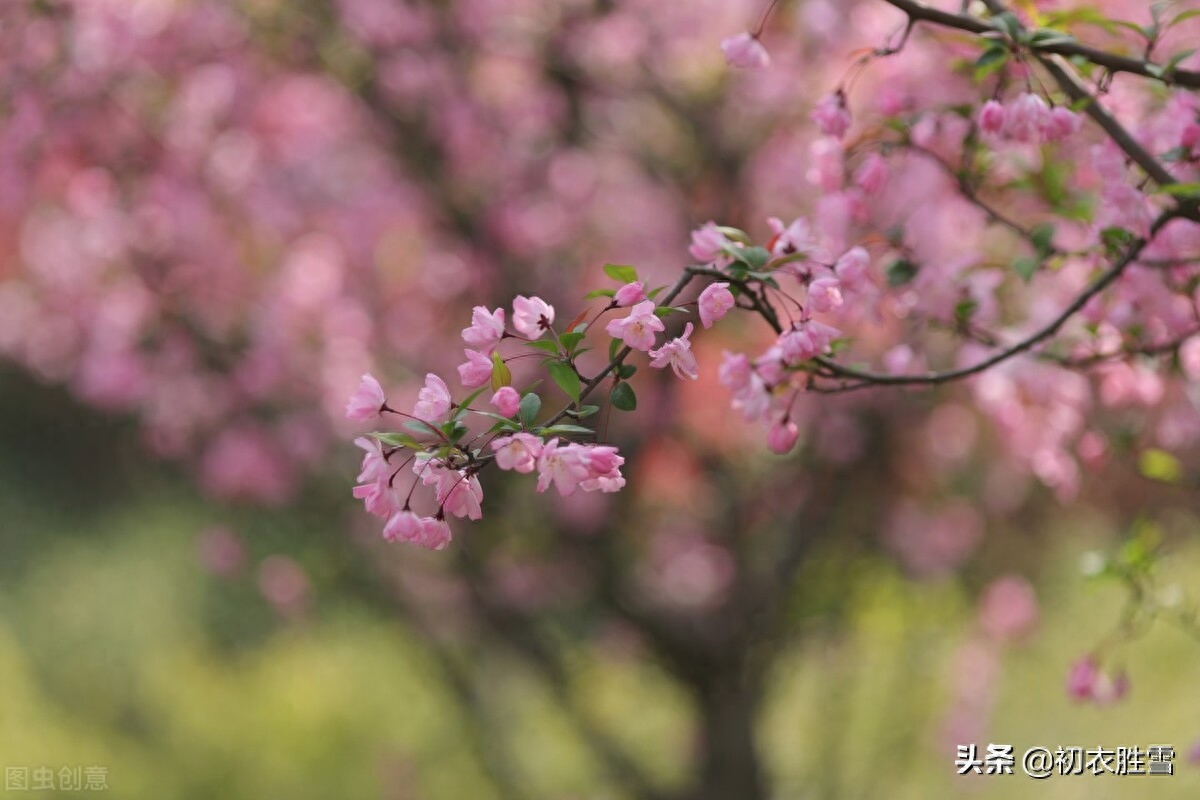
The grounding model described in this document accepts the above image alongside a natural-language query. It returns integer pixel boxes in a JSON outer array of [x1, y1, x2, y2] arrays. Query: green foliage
[[609, 382, 636, 411]]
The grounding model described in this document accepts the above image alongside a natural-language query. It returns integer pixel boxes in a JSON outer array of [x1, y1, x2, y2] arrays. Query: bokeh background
[[2, 0, 1200, 798]]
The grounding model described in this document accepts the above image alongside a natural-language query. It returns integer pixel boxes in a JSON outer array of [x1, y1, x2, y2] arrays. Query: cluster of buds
[[978, 93, 1082, 144]]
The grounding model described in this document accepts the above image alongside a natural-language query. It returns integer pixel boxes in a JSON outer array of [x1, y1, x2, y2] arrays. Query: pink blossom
[[978, 99, 1006, 135], [834, 246, 871, 289], [977, 575, 1039, 642], [383, 509, 423, 543], [853, 153, 889, 194], [536, 439, 625, 496], [457, 349, 493, 387], [688, 222, 734, 266], [698, 282, 735, 328], [419, 516, 453, 550], [437, 469, 483, 519], [577, 444, 626, 493], [345, 373, 386, 420], [1183, 121, 1200, 154], [512, 295, 555, 339], [492, 432, 544, 473], [1043, 106, 1081, 141], [413, 373, 452, 423], [767, 418, 799, 454], [766, 217, 819, 260], [719, 351, 770, 420], [614, 281, 648, 307], [777, 322, 830, 363], [536, 438, 586, 496], [808, 277, 843, 313], [649, 322, 699, 380], [1066, 657, 1098, 701], [1004, 93, 1050, 143], [812, 92, 851, 139], [719, 33, 769, 70], [605, 300, 664, 351], [490, 386, 520, 417], [461, 305, 506, 353]]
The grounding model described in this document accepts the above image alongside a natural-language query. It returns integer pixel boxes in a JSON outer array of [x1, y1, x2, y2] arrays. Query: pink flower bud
[[614, 281, 648, 307], [854, 153, 889, 194], [384, 509, 424, 543], [767, 418, 799, 454], [812, 92, 852, 140], [720, 32, 770, 70], [978, 99, 1006, 135], [1066, 656, 1098, 701], [698, 282, 735, 328], [490, 386, 521, 417]]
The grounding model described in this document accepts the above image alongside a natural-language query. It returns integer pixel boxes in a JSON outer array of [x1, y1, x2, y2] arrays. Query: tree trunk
[[690, 668, 765, 800]]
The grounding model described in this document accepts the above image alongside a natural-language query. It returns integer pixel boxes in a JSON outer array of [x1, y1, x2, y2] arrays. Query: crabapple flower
[[413, 373, 452, 423], [614, 281, 648, 307], [1065, 657, 1097, 701], [492, 433, 543, 473], [1005, 93, 1051, 143], [1043, 106, 1081, 141], [536, 439, 625, 496], [834, 246, 871, 289], [978, 99, 1006, 135], [420, 516, 453, 550], [437, 469, 483, 520], [767, 418, 799, 454], [689, 222, 734, 266], [777, 320, 840, 363], [720, 33, 770, 70], [512, 295, 555, 339], [698, 282, 734, 328], [461, 306, 505, 353], [808, 277, 843, 313], [719, 351, 771, 421], [606, 300, 664, 351], [353, 437, 400, 518], [853, 153, 889, 194], [345, 373, 386, 421], [766, 217, 820, 261], [490, 386, 520, 417], [649, 322, 699, 380], [812, 91, 852, 139], [383, 509, 423, 543], [457, 349, 493, 387]]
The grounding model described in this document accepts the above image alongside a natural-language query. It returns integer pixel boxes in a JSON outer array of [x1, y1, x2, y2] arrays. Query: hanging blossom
[[720, 33, 770, 70]]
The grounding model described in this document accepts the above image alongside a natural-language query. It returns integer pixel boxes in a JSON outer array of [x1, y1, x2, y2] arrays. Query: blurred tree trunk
[[690, 666, 765, 800]]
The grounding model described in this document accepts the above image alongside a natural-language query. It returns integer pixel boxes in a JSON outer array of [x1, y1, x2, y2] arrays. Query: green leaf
[[490, 353, 511, 393], [523, 339, 561, 355], [603, 263, 639, 284], [519, 392, 541, 427], [565, 404, 600, 419], [538, 424, 596, 436], [1026, 29, 1076, 47], [1160, 182, 1200, 197], [652, 305, 687, 317], [403, 419, 443, 437], [560, 331, 586, 353], [486, 419, 523, 434], [584, 288, 616, 300], [974, 45, 1010, 80], [610, 382, 637, 412], [646, 285, 669, 300], [454, 387, 488, 422], [548, 361, 582, 404], [886, 258, 919, 287], [1169, 9, 1200, 28], [608, 337, 623, 361], [1139, 448, 1181, 483], [1030, 223, 1056, 257], [1100, 226, 1136, 257], [716, 226, 752, 244], [991, 11, 1021, 39], [735, 246, 771, 270], [1012, 256, 1039, 281], [1161, 145, 1190, 162], [371, 431, 425, 449], [616, 364, 637, 379]]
